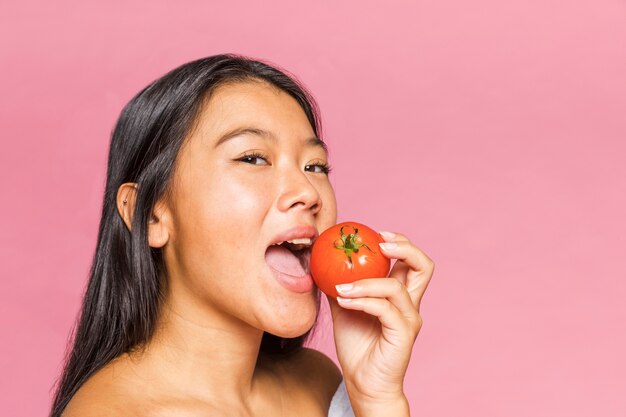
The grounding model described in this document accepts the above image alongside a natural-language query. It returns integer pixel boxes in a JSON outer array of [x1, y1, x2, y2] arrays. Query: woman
[[50, 54, 434, 416]]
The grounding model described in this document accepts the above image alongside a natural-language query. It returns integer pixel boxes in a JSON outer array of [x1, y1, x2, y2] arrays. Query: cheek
[[320, 184, 338, 225], [178, 175, 272, 270], [177, 151, 271, 237], [164, 180, 273, 315]]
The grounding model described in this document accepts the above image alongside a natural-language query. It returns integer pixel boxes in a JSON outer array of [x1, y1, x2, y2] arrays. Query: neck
[[125, 280, 275, 409]]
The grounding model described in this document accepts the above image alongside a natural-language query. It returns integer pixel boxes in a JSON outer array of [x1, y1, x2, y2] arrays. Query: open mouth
[[264, 241, 312, 276], [288, 243, 311, 273], [264, 242, 314, 293], [277, 241, 311, 272]]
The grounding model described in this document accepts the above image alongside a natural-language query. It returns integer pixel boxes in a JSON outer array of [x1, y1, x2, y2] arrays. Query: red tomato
[[310, 221, 391, 298]]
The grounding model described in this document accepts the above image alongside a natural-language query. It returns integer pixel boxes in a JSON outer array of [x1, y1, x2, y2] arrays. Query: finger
[[336, 296, 419, 339], [409, 268, 432, 313], [378, 239, 434, 271], [379, 231, 435, 272], [378, 230, 410, 243], [377, 240, 435, 308], [388, 260, 410, 286], [335, 278, 418, 324], [389, 261, 430, 313]]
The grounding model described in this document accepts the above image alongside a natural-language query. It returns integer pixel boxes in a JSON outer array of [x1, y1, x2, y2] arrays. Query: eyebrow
[[213, 127, 328, 154]]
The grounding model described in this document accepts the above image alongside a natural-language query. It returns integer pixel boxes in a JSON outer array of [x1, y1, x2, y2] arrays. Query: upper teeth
[[275, 237, 312, 248]]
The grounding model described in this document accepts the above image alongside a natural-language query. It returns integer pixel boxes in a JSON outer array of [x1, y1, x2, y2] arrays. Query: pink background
[[1, 1, 625, 415]]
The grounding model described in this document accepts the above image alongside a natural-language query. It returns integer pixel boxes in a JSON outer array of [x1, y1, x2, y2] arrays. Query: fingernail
[[336, 283, 354, 294], [337, 296, 352, 303], [379, 242, 398, 250], [379, 230, 396, 239]]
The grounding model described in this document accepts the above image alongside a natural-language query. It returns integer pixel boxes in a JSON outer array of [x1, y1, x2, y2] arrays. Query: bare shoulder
[[277, 347, 343, 410], [61, 356, 141, 416]]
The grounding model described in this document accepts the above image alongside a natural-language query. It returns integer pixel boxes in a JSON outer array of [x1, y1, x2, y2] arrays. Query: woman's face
[[160, 80, 337, 338]]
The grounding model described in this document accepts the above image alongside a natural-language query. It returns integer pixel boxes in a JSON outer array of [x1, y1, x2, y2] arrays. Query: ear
[[116, 182, 170, 248]]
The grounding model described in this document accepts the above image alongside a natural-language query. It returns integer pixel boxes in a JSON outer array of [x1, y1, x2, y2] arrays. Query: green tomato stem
[[335, 225, 374, 268]]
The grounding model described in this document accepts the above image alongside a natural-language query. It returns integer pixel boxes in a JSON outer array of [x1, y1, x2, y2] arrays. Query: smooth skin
[[63, 80, 434, 417]]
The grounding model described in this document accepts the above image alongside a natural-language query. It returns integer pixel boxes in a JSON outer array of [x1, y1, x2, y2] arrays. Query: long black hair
[[49, 53, 326, 417]]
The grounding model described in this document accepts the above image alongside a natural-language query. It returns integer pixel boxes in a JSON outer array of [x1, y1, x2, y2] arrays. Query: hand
[[328, 230, 435, 404]]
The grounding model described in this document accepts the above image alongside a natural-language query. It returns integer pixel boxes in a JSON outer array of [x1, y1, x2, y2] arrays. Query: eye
[[305, 161, 333, 175], [237, 151, 270, 166]]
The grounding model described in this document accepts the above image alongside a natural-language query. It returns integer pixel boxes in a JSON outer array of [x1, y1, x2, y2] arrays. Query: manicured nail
[[337, 296, 353, 303], [379, 242, 398, 250], [379, 230, 396, 239], [336, 283, 354, 294]]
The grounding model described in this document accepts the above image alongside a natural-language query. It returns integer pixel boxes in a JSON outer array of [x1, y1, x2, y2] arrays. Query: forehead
[[194, 80, 316, 141]]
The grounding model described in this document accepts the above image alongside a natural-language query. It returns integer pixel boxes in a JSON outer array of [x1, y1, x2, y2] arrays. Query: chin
[[266, 302, 318, 339], [275, 317, 317, 339]]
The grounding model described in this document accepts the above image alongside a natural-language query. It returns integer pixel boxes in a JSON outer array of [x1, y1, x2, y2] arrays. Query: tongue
[[265, 245, 306, 276]]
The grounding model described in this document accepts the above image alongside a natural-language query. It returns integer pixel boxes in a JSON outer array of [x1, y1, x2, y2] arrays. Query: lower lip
[[267, 265, 315, 293]]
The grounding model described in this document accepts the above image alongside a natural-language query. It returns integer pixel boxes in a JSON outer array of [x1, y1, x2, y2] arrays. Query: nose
[[277, 168, 323, 214]]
